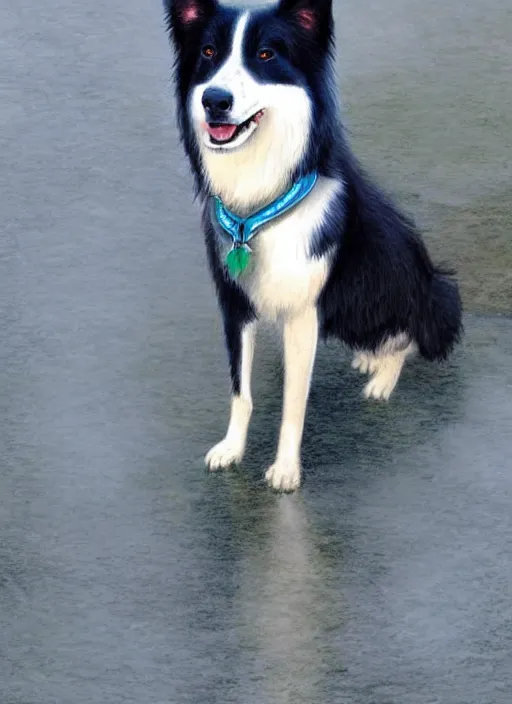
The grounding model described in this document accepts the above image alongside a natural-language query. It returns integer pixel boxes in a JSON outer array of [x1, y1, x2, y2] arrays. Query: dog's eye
[[257, 48, 275, 62], [201, 45, 216, 59]]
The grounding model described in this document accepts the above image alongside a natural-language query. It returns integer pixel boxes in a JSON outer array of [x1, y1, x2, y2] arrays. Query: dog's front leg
[[205, 322, 256, 470], [266, 307, 318, 491]]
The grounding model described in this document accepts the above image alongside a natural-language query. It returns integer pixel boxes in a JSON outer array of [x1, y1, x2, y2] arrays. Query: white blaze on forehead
[[217, 11, 250, 82], [190, 12, 256, 127], [207, 12, 254, 118]]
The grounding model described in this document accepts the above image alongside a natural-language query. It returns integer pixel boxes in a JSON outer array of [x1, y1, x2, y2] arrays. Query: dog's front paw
[[205, 437, 245, 471], [265, 459, 301, 492]]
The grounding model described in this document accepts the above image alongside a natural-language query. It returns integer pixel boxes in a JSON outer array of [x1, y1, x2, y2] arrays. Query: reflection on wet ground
[[1, 0, 511, 702]]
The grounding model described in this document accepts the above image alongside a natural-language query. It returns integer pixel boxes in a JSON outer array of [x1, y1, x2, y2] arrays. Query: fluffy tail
[[415, 270, 463, 361]]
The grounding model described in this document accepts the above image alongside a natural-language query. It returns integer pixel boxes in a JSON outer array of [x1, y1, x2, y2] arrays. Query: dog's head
[[165, 0, 335, 211]]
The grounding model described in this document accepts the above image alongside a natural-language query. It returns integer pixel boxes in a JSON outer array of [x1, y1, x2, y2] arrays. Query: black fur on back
[[316, 147, 463, 360]]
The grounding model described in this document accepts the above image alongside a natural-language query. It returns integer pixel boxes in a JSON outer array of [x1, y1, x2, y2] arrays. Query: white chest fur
[[238, 176, 342, 320]]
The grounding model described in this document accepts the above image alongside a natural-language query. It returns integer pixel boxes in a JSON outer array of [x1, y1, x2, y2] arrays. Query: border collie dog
[[164, 0, 462, 490]]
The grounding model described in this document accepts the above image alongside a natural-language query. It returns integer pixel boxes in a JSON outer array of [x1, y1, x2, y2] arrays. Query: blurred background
[[336, 0, 511, 314], [1, 1, 511, 703]]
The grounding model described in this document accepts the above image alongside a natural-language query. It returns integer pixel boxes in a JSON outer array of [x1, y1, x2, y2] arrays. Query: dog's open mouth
[[206, 110, 265, 146]]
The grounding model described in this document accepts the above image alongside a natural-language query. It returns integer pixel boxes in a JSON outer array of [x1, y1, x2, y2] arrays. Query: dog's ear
[[277, 0, 333, 38], [164, 0, 218, 48]]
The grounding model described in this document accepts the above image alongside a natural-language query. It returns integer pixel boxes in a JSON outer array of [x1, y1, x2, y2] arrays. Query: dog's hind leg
[[205, 322, 256, 470], [362, 335, 416, 401], [352, 351, 375, 374], [265, 307, 318, 491]]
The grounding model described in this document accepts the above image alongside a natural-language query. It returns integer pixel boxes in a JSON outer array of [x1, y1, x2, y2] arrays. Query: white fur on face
[[190, 12, 312, 211]]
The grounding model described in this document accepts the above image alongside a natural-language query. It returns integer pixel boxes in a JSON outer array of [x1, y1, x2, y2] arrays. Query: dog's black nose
[[202, 87, 233, 117]]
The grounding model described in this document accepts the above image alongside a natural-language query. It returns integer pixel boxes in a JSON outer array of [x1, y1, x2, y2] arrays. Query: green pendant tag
[[226, 246, 251, 279]]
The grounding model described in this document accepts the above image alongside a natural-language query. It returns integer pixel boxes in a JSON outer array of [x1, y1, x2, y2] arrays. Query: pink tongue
[[207, 123, 238, 142]]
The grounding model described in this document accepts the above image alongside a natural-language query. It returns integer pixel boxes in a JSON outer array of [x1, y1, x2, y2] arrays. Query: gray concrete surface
[[1, 0, 511, 702]]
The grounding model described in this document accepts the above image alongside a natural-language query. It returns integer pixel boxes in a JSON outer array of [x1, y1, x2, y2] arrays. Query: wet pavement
[[1, 0, 511, 702]]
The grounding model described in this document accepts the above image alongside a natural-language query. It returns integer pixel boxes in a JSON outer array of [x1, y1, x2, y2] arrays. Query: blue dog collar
[[214, 171, 318, 247], [214, 172, 318, 278]]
